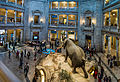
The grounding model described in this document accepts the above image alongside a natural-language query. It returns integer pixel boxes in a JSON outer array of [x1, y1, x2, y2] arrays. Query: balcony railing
[[49, 23, 77, 28], [102, 26, 118, 32], [49, 7, 78, 11], [31, 23, 44, 28]]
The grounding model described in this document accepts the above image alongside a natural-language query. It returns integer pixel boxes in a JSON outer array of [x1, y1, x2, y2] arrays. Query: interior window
[[34, 15, 39, 24]]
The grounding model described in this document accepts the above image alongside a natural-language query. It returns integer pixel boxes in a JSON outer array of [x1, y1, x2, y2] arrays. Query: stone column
[[57, 14, 59, 25], [33, 15, 34, 24], [67, 15, 68, 26], [20, 30, 23, 42], [108, 36, 111, 54], [5, 29, 7, 43], [102, 34, 105, 52], [31, 32, 33, 41], [22, 0, 24, 7], [103, 14, 105, 26], [91, 35, 94, 48], [74, 31, 76, 40], [15, 0, 17, 5], [5, 9, 7, 24], [116, 37, 119, 60], [51, 2, 52, 9], [117, 9, 119, 29], [21, 12, 23, 24], [67, 2, 69, 9], [14, 11, 16, 24], [57, 31, 58, 38], [49, 31, 51, 41], [50, 14, 51, 25], [76, 1, 77, 9], [109, 11, 111, 26], [58, 2, 60, 9], [75, 15, 76, 27], [13, 29, 16, 41]]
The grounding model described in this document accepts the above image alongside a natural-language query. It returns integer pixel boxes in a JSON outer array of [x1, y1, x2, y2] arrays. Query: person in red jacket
[[98, 73, 102, 82], [94, 68, 98, 82]]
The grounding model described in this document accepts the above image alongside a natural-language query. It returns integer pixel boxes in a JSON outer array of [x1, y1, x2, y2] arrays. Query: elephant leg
[[64, 50, 68, 62], [81, 66, 88, 78], [72, 66, 77, 73]]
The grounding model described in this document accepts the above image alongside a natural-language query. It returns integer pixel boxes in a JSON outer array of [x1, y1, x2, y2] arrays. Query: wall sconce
[[40, 18, 43, 23], [30, 17, 33, 22], [92, 18, 96, 25]]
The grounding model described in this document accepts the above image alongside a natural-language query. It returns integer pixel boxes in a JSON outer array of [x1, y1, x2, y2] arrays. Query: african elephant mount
[[63, 38, 88, 78]]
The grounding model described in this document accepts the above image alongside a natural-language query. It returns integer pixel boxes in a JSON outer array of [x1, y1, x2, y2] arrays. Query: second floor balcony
[[31, 23, 44, 29], [0, 0, 24, 7], [49, 1, 78, 12], [102, 26, 120, 33]]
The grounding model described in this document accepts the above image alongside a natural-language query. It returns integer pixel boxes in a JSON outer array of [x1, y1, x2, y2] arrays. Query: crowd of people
[[107, 54, 117, 68], [8, 49, 31, 78], [93, 66, 111, 82]]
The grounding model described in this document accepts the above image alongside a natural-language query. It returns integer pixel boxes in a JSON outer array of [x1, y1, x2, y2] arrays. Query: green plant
[[59, 69, 73, 82]]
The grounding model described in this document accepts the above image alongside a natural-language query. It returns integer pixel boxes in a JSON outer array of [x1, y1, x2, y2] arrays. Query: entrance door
[[85, 35, 91, 49]]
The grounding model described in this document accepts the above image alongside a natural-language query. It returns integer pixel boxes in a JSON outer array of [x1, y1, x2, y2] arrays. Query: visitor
[[34, 45, 37, 51], [34, 51, 37, 61], [16, 50, 19, 59], [100, 66, 104, 79], [24, 49, 26, 57], [98, 73, 102, 82], [113, 55, 116, 61], [19, 57, 23, 69], [13, 45, 15, 52], [108, 57, 110, 65], [8, 50, 11, 59], [39, 41, 42, 52], [110, 59, 113, 68], [108, 76, 111, 82], [24, 62, 29, 77], [93, 68, 98, 82], [27, 51, 30, 59], [104, 75, 108, 82], [21, 50, 23, 59]]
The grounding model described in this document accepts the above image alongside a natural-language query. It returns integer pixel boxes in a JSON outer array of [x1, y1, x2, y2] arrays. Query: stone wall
[[24, 0, 48, 41]]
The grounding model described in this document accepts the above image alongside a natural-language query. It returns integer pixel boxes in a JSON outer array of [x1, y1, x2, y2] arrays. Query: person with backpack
[[8, 50, 11, 59], [24, 62, 29, 77], [27, 51, 30, 59]]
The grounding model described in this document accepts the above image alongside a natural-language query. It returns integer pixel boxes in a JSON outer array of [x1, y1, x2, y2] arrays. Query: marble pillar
[[108, 36, 111, 54], [116, 37, 119, 60], [13, 30, 16, 41], [5, 9, 7, 24], [117, 9, 119, 29]]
